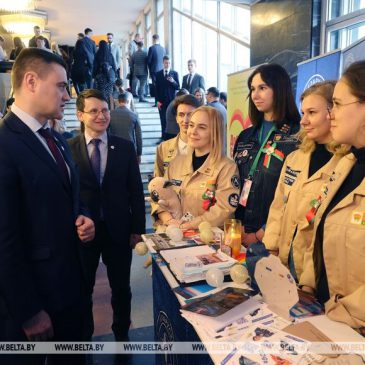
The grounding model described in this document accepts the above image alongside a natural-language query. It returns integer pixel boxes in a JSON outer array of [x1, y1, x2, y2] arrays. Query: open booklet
[[180, 287, 261, 333], [160, 245, 237, 284]]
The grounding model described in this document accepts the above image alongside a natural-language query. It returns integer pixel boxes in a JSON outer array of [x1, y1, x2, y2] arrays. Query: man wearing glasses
[[69, 89, 145, 347]]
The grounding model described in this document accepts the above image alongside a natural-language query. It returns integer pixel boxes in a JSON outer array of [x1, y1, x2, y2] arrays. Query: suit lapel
[[5, 113, 71, 193], [102, 134, 114, 188]]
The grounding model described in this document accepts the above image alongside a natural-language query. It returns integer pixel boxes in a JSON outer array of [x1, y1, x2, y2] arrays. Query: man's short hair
[[12, 48, 67, 92], [175, 88, 189, 98], [134, 33, 140, 39], [152, 34, 159, 40], [118, 91, 132, 103], [219, 91, 227, 102], [36, 35, 46, 41], [188, 59, 196, 65], [136, 41, 144, 48], [34, 25, 40, 30], [77, 32, 84, 39], [207, 87, 220, 98], [107, 32, 113, 37], [6, 97, 15, 109], [84, 28, 92, 35], [76, 89, 108, 112], [173, 94, 201, 111], [163, 55, 170, 61]]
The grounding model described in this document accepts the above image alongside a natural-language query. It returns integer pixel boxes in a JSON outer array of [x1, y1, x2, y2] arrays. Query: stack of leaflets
[[180, 287, 262, 336], [160, 245, 236, 284], [220, 324, 323, 365]]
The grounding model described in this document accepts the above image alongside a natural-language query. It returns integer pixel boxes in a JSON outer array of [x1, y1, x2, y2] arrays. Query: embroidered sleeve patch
[[231, 175, 240, 189], [228, 193, 239, 208]]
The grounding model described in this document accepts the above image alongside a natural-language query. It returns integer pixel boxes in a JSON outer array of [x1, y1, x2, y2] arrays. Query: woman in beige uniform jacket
[[264, 81, 349, 281], [152, 106, 240, 229], [154, 95, 200, 177], [300, 61, 365, 331]]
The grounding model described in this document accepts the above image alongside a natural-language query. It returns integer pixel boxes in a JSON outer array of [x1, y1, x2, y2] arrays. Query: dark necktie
[[90, 138, 101, 184], [165, 70, 168, 78], [187, 74, 192, 89], [38, 128, 69, 184]]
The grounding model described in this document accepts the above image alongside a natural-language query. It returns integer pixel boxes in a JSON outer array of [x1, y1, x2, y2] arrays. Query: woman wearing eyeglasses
[[263, 81, 349, 282], [300, 61, 365, 331]]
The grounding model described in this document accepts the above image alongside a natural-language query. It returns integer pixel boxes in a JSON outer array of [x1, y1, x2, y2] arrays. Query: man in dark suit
[[29, 25, 50, 49], [82, 27, 97, 88], [155, 55, 180, 140], [69, 89, 145, 343], [181, 59, 205, 94], [147, 34, 166, 106], [0, 48, 95, 364]]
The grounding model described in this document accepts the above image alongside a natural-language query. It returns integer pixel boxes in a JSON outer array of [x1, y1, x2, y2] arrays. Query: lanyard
[[248, 125, 276, 178]]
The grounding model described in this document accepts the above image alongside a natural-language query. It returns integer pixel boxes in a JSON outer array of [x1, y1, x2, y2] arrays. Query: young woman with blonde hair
[[300, 61, 365, 331], [152, 106, 240, 230], [263, 80, 350, 281]]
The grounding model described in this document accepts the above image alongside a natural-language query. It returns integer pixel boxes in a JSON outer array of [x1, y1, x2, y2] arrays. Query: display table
[[149, 246, 365, 365]]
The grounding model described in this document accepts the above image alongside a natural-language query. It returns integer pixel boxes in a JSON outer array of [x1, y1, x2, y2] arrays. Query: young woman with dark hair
[[93, 40, 116, 108], [233, 63, 300, 246]]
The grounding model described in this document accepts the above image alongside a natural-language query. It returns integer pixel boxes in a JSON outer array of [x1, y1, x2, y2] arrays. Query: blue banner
[[296, 51, 341, 108]]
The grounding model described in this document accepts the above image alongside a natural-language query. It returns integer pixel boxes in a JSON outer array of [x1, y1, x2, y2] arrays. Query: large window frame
[[323, 0, 365, 52]]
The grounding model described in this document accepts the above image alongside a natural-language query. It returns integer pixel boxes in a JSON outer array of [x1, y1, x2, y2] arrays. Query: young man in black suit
[[181, 59, 205, 94], [69, 89, 145, 343], [147, 34, 166, 106], [0, 48, 95, 364], [155, 55, 180, 140]]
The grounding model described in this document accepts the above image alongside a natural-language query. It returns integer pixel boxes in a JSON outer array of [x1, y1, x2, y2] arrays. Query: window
[[328, 0, 365, 20], [172, 1, 250, 90]]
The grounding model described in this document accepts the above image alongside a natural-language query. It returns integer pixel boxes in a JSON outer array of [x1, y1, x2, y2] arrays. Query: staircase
[[62, 97, 161, 214]]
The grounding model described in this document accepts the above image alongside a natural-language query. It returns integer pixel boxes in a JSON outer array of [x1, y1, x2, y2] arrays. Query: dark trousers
[[135, 75, 147, 101], [150, 72, 157, 105], [0, 304, 85, 365], [158, 104, 168, 140], [81, 221, 132, 341]]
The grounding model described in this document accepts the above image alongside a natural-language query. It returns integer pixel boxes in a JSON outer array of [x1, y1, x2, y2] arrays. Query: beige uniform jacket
[[152, 152, 240, 229], [300, 153, 365, 329], [154, 135, 179, 177], [264, 149, 341, 279]]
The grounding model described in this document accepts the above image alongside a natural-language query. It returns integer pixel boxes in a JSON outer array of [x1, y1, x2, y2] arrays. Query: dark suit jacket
[[68, 134, 145, 243], [82, 37, 97, 68], [147, 44, 166, 74], [182, 73, 205, 93], [0, 112, 86, 328], [155, 69, 180, 106]]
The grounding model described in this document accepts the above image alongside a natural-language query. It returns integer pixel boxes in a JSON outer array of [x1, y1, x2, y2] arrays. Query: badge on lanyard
[[262, 141, 284, 168], [239, 178, 252, 207]]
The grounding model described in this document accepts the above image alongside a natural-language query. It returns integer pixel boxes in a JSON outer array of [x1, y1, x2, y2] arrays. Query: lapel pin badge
[[110, 145, 115, 150]]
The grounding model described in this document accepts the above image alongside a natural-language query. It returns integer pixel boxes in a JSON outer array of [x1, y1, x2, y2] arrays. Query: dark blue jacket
[[0, 113, 87, 327], [155, 69, 180, 106], [147, 44, 165, 74], [233, 122, 299, 233]]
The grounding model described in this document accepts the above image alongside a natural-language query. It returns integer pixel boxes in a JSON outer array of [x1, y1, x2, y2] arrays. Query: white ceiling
[[36, 0, 149, 45]]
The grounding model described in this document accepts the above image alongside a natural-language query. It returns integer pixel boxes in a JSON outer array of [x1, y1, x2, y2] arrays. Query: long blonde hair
[[189, 106, 224, 166], [299, 80, 350, 156]]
